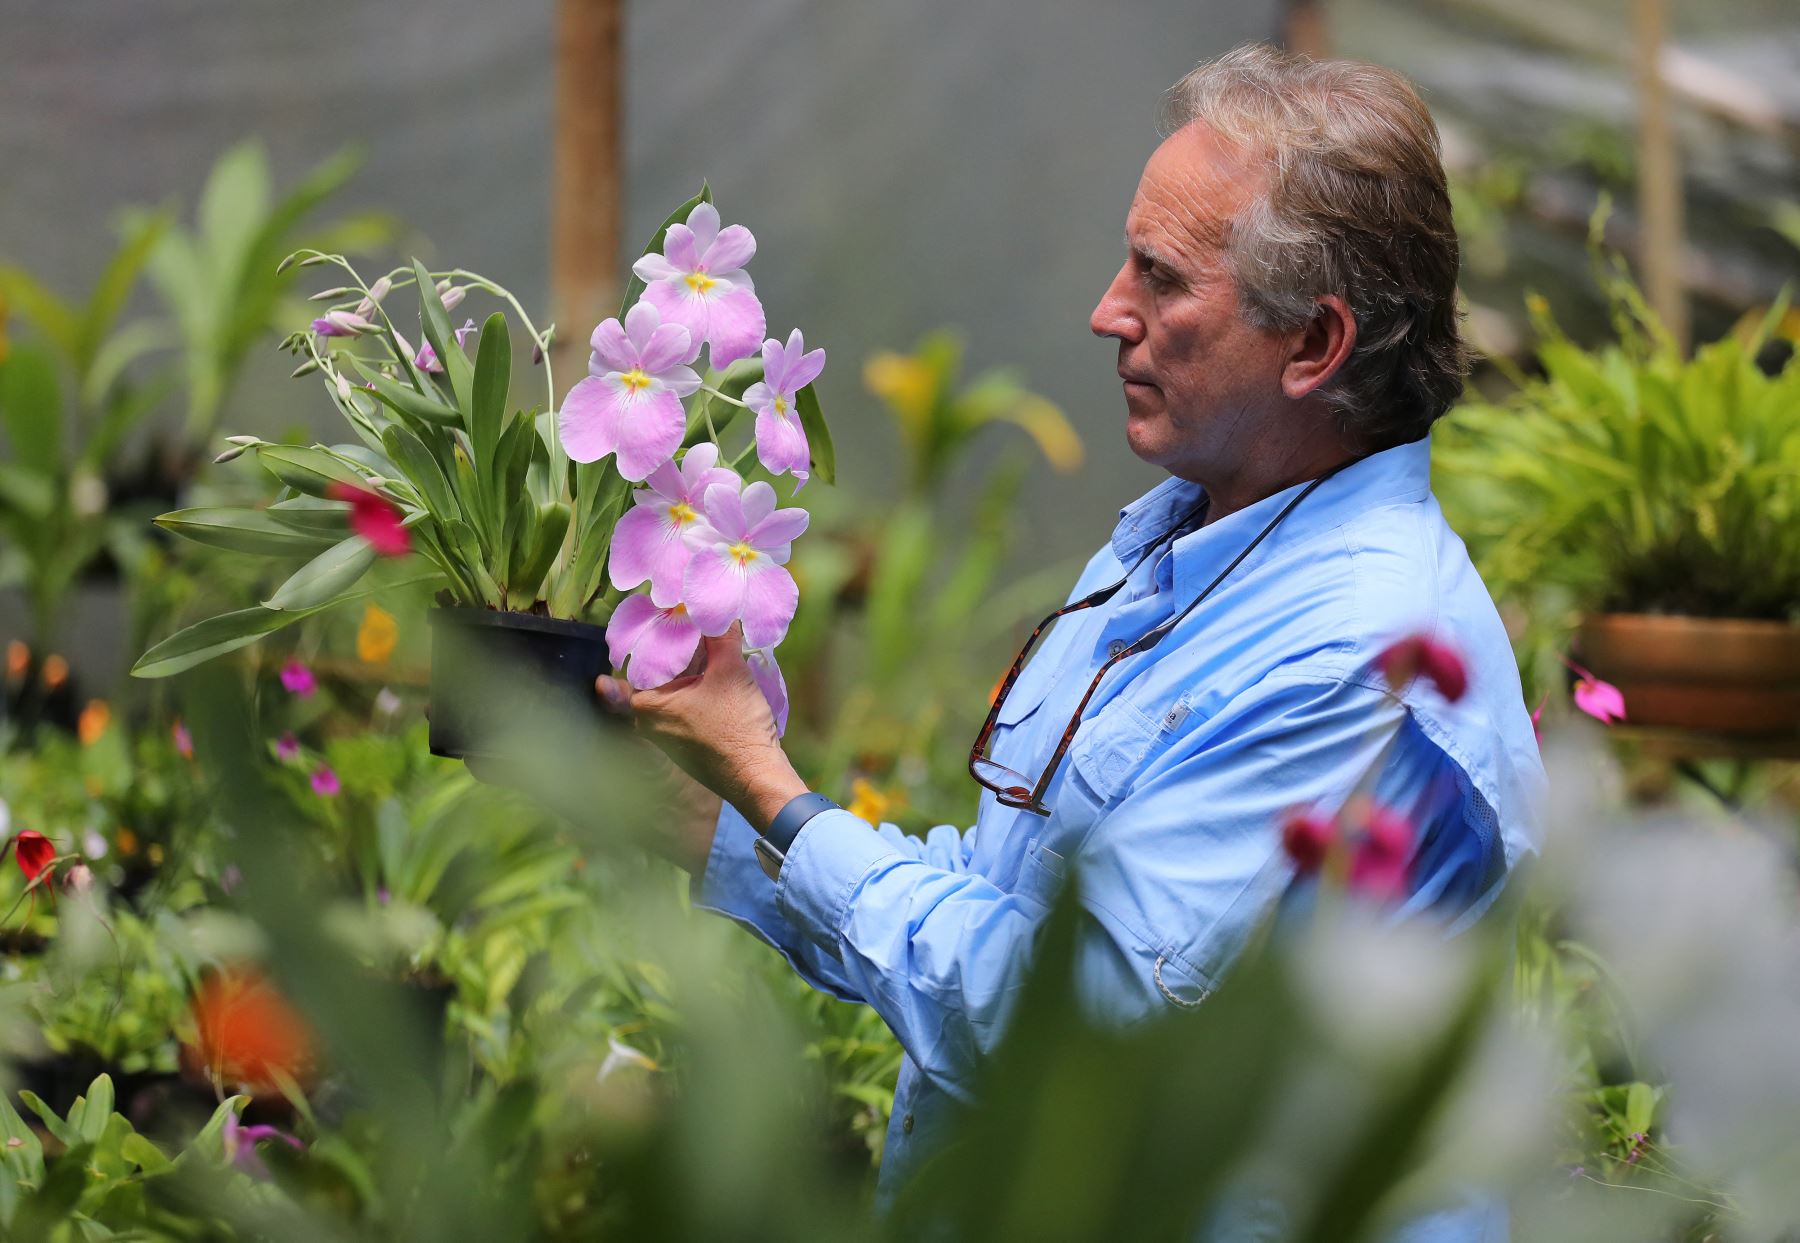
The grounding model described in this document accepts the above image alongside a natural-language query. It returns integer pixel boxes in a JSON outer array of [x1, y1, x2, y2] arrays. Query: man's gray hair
[[1161, 44, 1469, 448]]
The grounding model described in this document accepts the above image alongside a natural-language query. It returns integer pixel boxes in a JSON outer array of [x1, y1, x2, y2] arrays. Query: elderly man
[[601, 44, 1543, 1239]]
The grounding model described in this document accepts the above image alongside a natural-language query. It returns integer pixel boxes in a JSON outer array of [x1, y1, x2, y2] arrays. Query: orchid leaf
[[155, 506, 339, 555], [795, 383, 835, 486], [618, 181, 711, 315], [413, 258, 472, 412], [0, 343, 63, 476], [381, 423, 460, 523], [471, 311, 510, 499], [361, 366, 462, 429], [263, 535, 378, 610], [254, 443, 367, 497]]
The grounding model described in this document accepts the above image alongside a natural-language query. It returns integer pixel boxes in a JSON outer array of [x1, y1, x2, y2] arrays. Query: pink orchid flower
[[1376, 633, 1468, 703], [745, 644, 790, 737], [280, 659, 316, 698], [681, 481, 809, 649], [223, 1112, 304, 1180], [608, 444, 741, 605], [415, 316, 479, 373], [1565, 658, 1626, 725], [310, 309, 375, 339], [1280, 809, 1335, 874], [630, 202, 765, 370], [326, 482, 410, 557], [605, 594, 702, 690], [744, 329, 826, 490], [276, 733, 301, 763], [311, 765, 340, 798], [557, 301, 702, 481], [1348, 804, 1414, 901]]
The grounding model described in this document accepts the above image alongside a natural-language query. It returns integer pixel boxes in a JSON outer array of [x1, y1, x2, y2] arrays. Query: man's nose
[[1090, 263, 1142, 343]]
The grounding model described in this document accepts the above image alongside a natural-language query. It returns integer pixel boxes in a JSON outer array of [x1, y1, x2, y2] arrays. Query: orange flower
[[41, 654, 68, 690], [78, 700, 111, 745], [5, 641, 27, 680], [115, 828, 139, 856], [188, 968, 315, 1095], [356, 603, 398, 664]]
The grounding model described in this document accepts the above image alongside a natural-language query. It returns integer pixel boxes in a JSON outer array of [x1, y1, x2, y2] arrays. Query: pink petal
[[605, 594, 661, 668], [660, 364, 703, 398], [661, 221, 702, 272], [748, 504, 808, 554], [682, 202, 721, 255], [700, 482, 749, 542], [632, 253, 681, 283], [1573, 678, 1626, 725], [639, 281, 708, 354], [745, 646, 790, 737], [739, 480, 777, 531], [639, 322, 697, 374], [612, 389, 687, 482], [622, 605, 703, 689], [754, 408, 810, 479], [607, 503, 668, 592], [642, 457, 686, 504], [738, 561, 799, 649], [704, 286, 766, 370], [702, 223, 756, 274], [354, 502, 411, 557], [588, 317, 635, 374], [622, 301, 662, 354], [741, 380, 777, 419], [557, 375, 627, 464], [786, 344, 826, 393], [681, 547, 748, 636]]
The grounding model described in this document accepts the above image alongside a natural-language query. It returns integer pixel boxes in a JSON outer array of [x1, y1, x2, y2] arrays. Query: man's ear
[[1280, 294, 1357, 400]]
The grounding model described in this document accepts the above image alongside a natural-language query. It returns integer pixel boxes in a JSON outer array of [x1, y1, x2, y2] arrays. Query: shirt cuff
[[774, 807, 903, 948]]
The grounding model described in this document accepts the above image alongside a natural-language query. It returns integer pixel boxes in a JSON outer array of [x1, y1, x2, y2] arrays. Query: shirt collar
[[1110, 435, 1435, 603]]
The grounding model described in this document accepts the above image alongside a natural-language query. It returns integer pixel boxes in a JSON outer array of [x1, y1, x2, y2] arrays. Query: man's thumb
[[703, 623, 746, 666]]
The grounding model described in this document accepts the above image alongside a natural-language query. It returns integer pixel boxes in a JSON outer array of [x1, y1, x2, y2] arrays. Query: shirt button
[[902, 1113, 915, 1135], [1107, 639, 1127, 658]]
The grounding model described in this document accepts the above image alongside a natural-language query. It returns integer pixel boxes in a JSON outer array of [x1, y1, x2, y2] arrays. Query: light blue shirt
[[696, 435, 1544, 1239]]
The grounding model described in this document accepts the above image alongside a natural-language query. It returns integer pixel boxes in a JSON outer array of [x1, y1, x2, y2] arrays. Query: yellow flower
[[78, 699, 110, 746], [356, 604, 399, 664], [846, 778, 901, 827]]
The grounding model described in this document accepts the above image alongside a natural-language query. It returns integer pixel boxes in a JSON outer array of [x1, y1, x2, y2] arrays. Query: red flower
[[1377, 634, 1468, 703], [327, 481, 410, 557], [188, 968, 315, 1095], [1347, 804, 1414, 901], [13, 831, 54, 883], [1281, 810, 1336, 874]]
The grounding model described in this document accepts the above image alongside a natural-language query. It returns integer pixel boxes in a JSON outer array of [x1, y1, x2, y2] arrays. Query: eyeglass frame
[[968, 468, 1343, 817]]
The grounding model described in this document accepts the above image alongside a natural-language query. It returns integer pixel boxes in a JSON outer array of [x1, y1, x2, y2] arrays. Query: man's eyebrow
[[1123, 231, 1185, 273]]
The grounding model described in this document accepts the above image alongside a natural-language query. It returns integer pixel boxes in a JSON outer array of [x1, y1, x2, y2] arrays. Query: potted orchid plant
[[132, 188, 834, 758]]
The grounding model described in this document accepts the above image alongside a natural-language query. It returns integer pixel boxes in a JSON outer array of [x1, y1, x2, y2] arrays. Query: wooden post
[[1281, 0, 1331, 59], [1632, 0, 1688, 352], [551, 0, 624, 379]]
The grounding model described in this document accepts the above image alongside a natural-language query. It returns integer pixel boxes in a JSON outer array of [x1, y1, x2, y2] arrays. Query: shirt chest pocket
[[1068, 693, 1188, 805]]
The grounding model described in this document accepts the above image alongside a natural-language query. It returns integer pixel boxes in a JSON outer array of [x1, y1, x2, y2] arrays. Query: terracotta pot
[[1576, 613, 1800, 736]]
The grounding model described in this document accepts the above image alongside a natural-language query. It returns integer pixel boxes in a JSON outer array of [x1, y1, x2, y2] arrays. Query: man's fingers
[[595, 675, 634, 715]]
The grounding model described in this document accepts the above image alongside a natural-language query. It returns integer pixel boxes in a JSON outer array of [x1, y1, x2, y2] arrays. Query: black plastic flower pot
[[427, 608, 612, 761]]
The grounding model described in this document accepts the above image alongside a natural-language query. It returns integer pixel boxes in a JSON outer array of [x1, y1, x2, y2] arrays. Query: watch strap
[[764, 791, 839, 855]]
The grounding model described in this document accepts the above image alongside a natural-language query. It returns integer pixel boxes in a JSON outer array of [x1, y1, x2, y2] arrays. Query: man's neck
[[1191, 440, 1364, 525]]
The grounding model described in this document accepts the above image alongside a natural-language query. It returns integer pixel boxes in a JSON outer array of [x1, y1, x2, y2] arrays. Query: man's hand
[[598, 622, 810, 839]]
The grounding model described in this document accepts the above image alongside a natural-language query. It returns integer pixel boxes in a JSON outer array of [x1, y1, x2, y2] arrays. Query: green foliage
[[1436, 266, 1800, 622]]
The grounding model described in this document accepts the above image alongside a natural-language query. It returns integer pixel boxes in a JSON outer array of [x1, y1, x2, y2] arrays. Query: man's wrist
[[740, 758, 811, 835]]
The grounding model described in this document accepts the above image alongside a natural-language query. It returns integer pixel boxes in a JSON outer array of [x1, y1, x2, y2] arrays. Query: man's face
[[1090, 123, 1294, 482]]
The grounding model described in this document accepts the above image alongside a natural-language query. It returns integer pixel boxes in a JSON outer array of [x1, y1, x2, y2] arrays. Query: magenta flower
[[310, 766, 340, 798], [310, 309, 375, 339], [172, 718, 194, 759], [326, 482, 411, 557], [280, 659, 316, 698], [411, 318, 477, 375], [276, 733, 300, 763], [744, 330, 826, 490], [1280, 809, 1335, 874], [1348, 804, 1414, 900], [681, 482, 809, 649], [557, 301, 702, 481], [1565, 659, 1626, 725], [1376, 634, 1468, 703], [223, 1112, 304, 1180], [745, 644, 790, 737], [605, 594, 702, 690], [631, 202, 765, 370], [608, 444, 742, 605]]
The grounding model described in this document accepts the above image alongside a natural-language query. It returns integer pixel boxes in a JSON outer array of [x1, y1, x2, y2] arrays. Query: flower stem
[[699, 384, 750, 410]]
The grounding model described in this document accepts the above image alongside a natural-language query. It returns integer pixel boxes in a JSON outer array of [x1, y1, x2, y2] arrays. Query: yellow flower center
[[668, 501, 697, 525], [773, 395, 789, 416], [728, 541, 760, 566], [684, 272, 717, 296], [620, 369, 651, 391], [668, 602, 688, 617]]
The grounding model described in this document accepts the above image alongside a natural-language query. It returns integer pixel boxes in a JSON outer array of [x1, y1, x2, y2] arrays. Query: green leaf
[[0, 266, 79, 362], [263, 535, 379, 610], [10, 1142, 91, 1241], [119, 1132, 169, 1173], [471, 311, 511, 499], [515, 501, 571, 604], [155, 506, 340, 555], [412, 258, 472, 411], [794, 383, 835, 486], [266, 496, 352, 532], [362, 367, 462, 429], [618, 182, 711, 315], [198, 141, 272, 296], [255, 443, 366, 497], [381, 424, 460, 522], [0, 344, 63, 475], [77, 211, 169, 379], [0, 462, 54, 518], [72, 1075, 113, 1144], [187, 1097, 246, 1165], [16, 1092, 74, 1148], [133, 605, 317, 678]]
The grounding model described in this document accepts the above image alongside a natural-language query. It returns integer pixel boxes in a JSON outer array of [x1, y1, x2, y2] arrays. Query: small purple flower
[[608, 443, 742, 605], [310, 766, 340, 798], [223, 1112, 304, 1180], [630, 202, 765, 369], [743, 329, 825, 490], [680, 481, 809, 649], [557, 301, 702, 481], [279, 659, 316, 698], [311, 309, 375, 339], [276, 733, 301, 763]]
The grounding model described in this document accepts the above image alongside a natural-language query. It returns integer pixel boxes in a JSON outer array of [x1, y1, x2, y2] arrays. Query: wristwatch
[[754, 791, 840, 881]]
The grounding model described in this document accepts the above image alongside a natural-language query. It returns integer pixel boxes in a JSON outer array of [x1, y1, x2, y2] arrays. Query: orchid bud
[[214, 445, 249, 464], [309, 286, 356, 301], [225, 435, 260, 446], [435, 279, 466, 312], [291, 358, 321, 378], [323, 310, 375, 335], [354, 275, 393, 320]]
